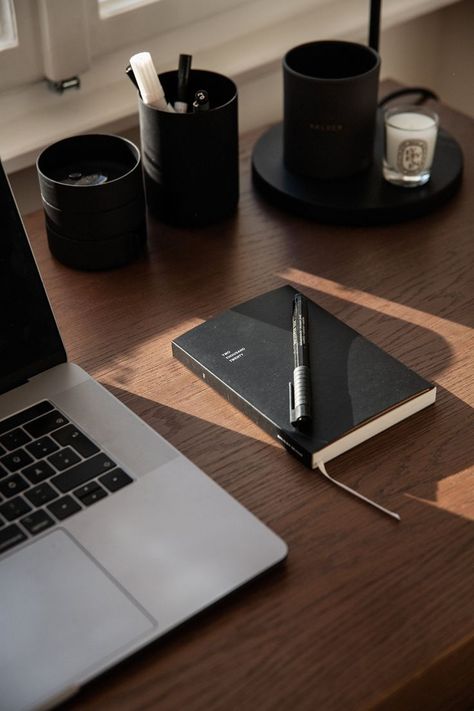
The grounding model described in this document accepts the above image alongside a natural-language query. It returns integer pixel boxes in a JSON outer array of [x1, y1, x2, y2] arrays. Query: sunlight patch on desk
[[280, 269, 470, 340], [279, 268, 472, 403], [406, 469, 474, 520], [98, 372, 281, 446], [86, 318, 205, 386]]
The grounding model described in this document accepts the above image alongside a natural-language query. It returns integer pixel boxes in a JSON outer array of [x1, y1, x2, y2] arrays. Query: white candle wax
[[385, 111, 438, 176]]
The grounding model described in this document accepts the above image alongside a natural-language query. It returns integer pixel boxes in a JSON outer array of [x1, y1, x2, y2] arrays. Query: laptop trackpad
[[0, 529, 156, 711]]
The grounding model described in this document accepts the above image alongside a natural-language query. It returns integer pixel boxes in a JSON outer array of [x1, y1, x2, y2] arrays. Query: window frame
[[0, 0, 17, 50]]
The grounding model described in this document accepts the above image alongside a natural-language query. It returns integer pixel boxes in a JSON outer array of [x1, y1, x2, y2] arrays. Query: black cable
[[378, 86, 439, 107]]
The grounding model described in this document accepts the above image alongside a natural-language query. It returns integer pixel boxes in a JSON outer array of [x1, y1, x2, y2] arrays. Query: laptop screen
[[0, 160, 66, 394]]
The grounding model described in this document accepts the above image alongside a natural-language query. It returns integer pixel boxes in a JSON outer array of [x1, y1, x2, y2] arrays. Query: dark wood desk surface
[[24, 93, 473, 711]]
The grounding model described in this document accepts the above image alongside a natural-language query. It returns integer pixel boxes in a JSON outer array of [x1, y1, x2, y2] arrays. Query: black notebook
[[172, 286, 436, 470]]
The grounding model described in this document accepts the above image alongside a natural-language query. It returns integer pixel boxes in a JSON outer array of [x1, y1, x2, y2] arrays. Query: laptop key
[[52, 425, 100, 458], [25, 482, 59, 507], [0, 401, 54, 436], [0, 524, 27, 554], [24, 410, 69, 438], [22, 460, 56, 485], [0, 463, 9, 480], [0, 495, 32, 522], [21, 509, 55, 536], [74, 481, 102, 499], [51, 453, 116, 493], [25, 435, 60, 459], [0, 474, 30, 499], [48, 447, 81, 472], [79, 485, 108, 507], [0, 428, 32, 451], [0, 448, 34, 472], [99, 468, 133, 493], [47, 495, 82, 521]]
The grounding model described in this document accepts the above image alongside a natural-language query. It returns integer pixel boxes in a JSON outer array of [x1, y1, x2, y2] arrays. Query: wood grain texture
[[22, 83, 474, 711]]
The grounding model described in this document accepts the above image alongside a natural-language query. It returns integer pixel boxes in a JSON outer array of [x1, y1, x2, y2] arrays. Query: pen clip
[[288, 381, 296, 426], [289, 380, 311, 431]]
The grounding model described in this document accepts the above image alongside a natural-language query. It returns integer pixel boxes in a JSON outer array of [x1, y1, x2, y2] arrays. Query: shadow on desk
[[248, 138, 471, 330], [70, 269, 457, 386], [106, 385, 473, 521]]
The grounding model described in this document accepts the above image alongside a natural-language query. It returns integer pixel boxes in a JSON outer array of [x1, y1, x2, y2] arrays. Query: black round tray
[[251, 115, 463, 225]]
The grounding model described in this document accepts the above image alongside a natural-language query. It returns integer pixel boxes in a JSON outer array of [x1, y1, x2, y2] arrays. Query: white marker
[[129, 52, 175, 112]]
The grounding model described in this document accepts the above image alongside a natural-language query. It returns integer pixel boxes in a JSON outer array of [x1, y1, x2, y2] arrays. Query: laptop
[[0, 159, 287, 711]]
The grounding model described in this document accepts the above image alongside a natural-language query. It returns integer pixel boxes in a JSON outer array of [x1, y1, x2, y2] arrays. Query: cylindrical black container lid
[[37, 134, 142, 213]]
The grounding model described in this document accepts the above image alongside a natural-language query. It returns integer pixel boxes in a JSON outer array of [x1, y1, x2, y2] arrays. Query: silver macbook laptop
[[0, 160, 287, 711]]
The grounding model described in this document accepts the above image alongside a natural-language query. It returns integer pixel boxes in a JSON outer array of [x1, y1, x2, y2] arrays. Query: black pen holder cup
[[37, 134, 146, 270], [139, 69, 239, 226], [283, 41, 380, 180]]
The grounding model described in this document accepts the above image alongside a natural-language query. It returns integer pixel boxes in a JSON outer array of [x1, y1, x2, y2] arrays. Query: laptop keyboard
[[0, 400, 133, 556]]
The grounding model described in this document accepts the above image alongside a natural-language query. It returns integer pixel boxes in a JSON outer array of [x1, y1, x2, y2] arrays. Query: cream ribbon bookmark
[[317, 462, 401, 521]]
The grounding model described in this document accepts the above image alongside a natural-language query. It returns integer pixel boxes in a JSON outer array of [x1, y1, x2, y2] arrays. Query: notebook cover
[[172, 285, 434, 467]]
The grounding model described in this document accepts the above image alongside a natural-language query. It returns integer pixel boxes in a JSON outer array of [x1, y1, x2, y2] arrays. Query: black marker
[[289, 293, 312, 429], [192, 89, 210, 112], [125, 63, 140, 95], [175, 53, 192, 112]]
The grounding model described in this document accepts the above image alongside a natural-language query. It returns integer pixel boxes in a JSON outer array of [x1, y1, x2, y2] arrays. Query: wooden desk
[[24, 96, 473, 711]]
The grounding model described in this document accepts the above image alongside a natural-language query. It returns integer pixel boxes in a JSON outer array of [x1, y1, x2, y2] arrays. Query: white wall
[[435, 0, 474, 117], [381, 0, 473, 116]]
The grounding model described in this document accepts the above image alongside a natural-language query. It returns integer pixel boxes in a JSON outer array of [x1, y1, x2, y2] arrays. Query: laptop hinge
[[0, 376, 28, 396]]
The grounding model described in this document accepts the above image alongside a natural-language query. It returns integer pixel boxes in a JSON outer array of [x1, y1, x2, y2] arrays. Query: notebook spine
[[172, 342, 311, 467]]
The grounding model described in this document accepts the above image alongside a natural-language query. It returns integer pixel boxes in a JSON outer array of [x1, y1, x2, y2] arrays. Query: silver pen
[[289, 293, 312, 429]]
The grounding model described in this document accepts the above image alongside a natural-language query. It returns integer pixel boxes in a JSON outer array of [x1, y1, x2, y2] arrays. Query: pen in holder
[[139, 69, 239, 226]]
